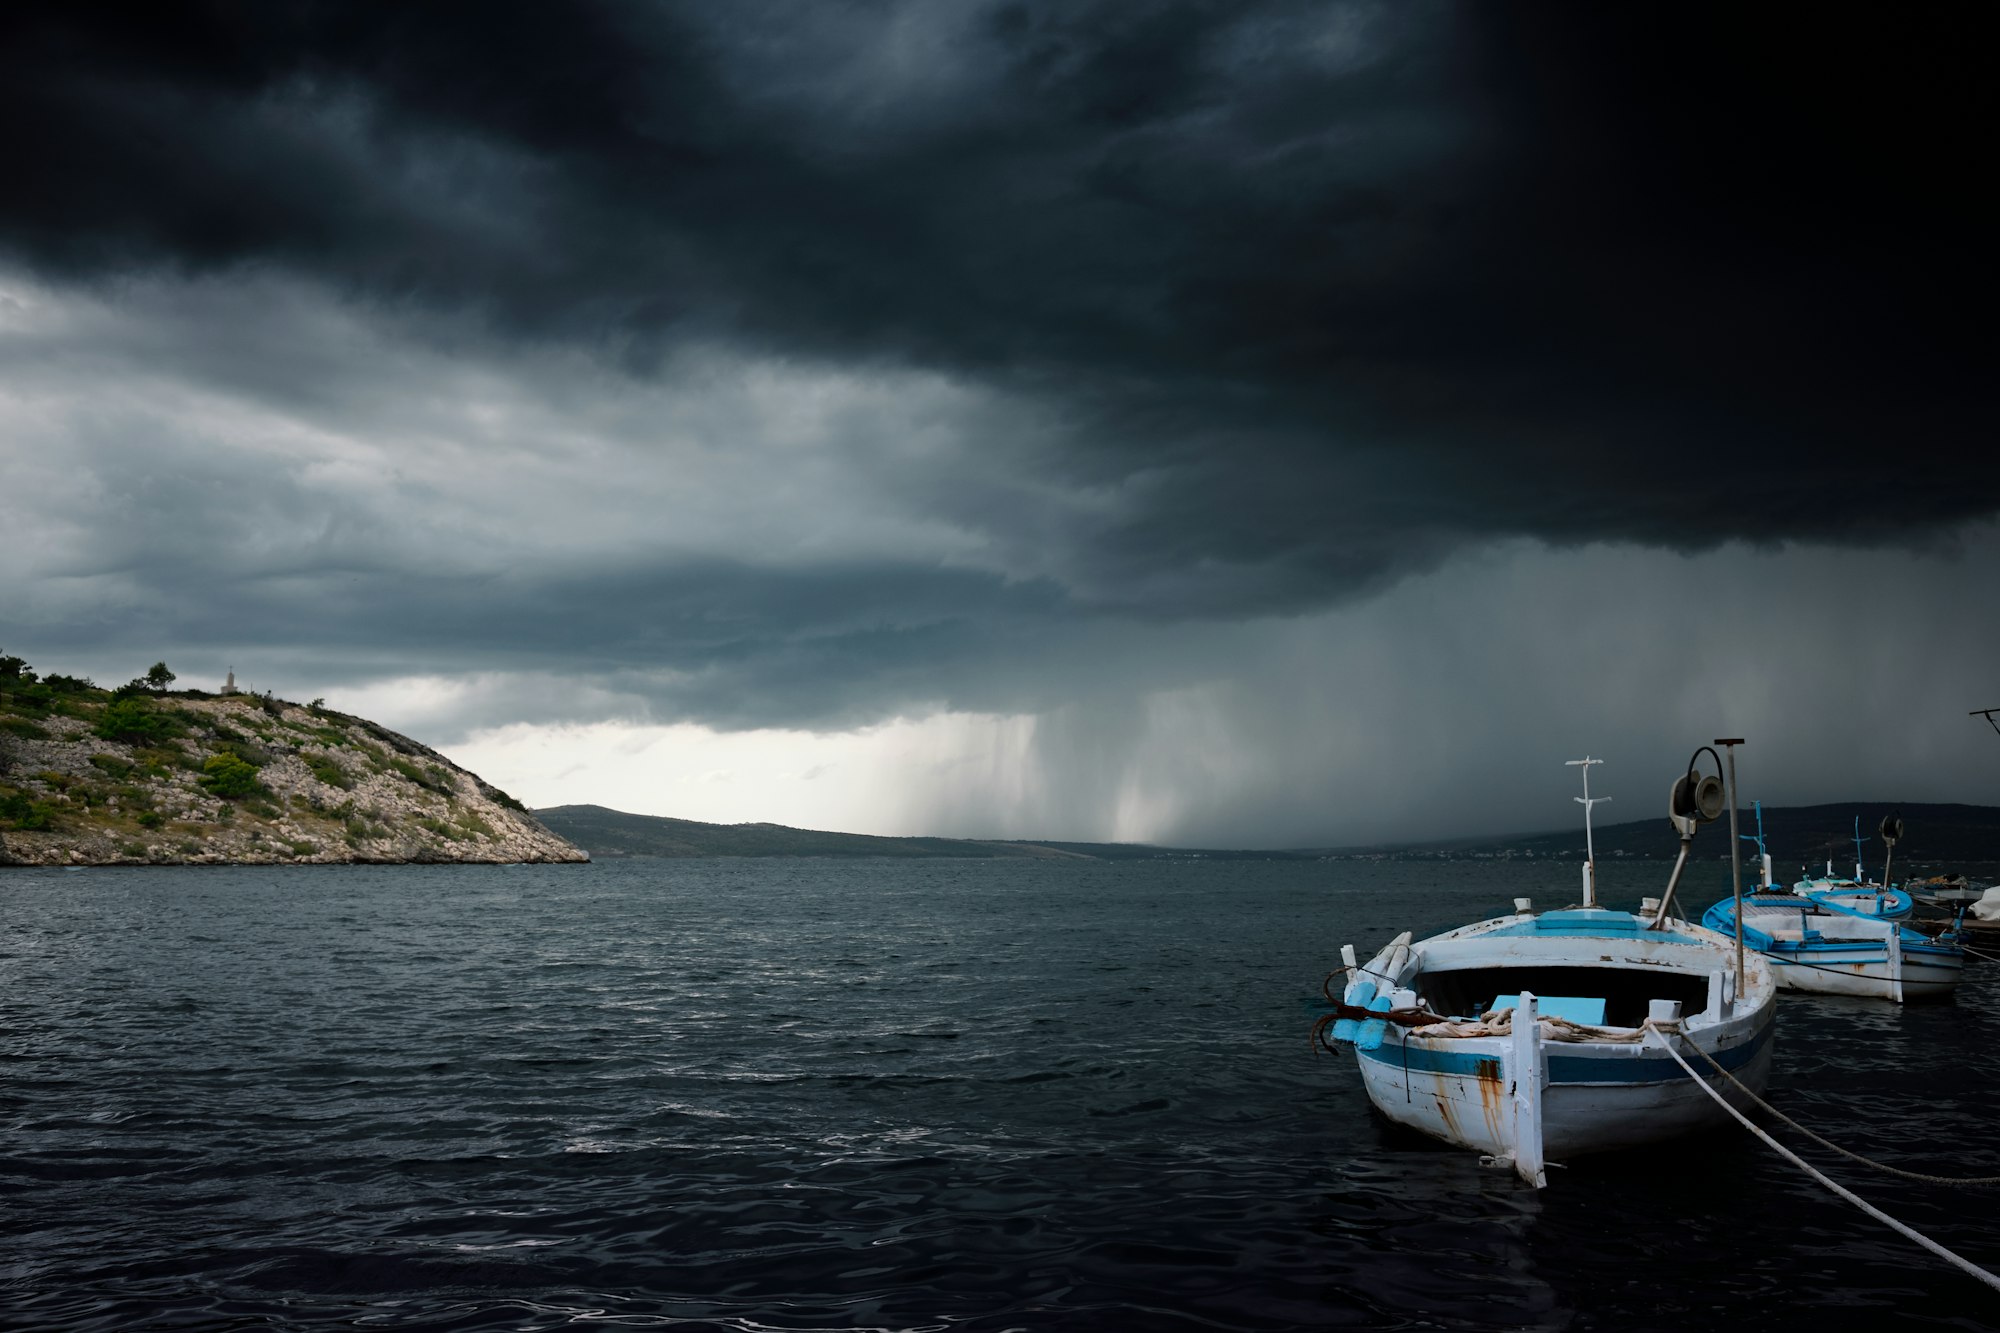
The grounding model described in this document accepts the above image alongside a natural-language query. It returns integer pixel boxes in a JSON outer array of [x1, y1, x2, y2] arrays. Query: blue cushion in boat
[[1487, 995, 1607, 1025]]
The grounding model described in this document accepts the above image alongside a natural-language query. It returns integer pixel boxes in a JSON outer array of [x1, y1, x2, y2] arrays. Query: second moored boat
[[1702, 811, 1963, 1002]]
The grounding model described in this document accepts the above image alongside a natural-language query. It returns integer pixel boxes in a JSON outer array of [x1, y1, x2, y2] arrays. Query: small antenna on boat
[[1973, 707, 2000, 739], [1714, 739, 1747, 998], [1852, 816, 1866, 883], [1567, 756, 1609, 908], [1740, 799, 1771, 889]]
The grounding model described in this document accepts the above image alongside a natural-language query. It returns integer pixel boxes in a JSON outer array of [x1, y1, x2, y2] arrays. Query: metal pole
[[1716, 738, 1745, 996], [1651, 833, 1693, 928], [1568, 756, 1607, 910], [1582, 764, 1595, 868]]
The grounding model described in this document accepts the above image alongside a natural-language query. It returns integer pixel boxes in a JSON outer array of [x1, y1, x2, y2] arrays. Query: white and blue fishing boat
[[1789, 815, 1913, 920], [1700, 891, 1962, 1002], [1317, 747, 1777, 1187], [1702, 807, 1958, 1001]]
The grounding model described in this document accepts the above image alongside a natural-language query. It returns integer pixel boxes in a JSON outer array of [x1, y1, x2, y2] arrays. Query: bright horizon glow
[[440, 713, 1048, 840]]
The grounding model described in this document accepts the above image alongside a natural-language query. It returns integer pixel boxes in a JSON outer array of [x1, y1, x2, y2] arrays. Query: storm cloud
[[2, 4, 1994, 842]]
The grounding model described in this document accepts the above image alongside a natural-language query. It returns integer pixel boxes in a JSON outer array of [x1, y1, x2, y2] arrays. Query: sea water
[[3, 858, 1997, 1330]]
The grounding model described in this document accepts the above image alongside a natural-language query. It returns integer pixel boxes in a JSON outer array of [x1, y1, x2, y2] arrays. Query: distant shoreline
[[533, 802, 2000, 866]]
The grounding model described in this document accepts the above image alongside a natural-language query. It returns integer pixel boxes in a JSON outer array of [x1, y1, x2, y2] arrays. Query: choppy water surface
[[4, 858, 1998, 1331]]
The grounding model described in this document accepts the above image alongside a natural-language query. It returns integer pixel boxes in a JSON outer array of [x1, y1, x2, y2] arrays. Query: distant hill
[[537, 800, 2000, 866], [534, 805, 1092, 860], [533, 806, 1323, 861], [1, 672, 586, 866], [1327, 802, 2000, 868]]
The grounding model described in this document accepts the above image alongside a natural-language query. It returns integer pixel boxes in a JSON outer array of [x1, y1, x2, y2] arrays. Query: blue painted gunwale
[[1479, 908, 1709, 942], [1702, 898, 1959, 961], [1755, 943, 1961, 962], [1794, 882, 1914, 919], [1357, 1009, 1773, 1086]]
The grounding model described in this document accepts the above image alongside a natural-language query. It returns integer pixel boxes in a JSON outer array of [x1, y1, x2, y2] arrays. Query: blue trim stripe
[[1359, 1014, 1773, 1086], [1482, 909, 1704, 941], [1758, 946, 1960, 967]]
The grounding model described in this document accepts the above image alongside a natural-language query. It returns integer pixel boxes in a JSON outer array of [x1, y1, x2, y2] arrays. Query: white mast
[[1567, 756, 1610, 908]]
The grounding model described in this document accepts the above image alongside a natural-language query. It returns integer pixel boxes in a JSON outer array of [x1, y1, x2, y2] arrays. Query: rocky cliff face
[[0, 691, 587, 866]]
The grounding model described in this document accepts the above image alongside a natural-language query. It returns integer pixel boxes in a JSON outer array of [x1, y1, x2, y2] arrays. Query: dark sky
[[3, 3, 1996, 844]]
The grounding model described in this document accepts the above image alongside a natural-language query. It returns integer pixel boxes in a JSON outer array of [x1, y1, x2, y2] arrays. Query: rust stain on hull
[[1474, 1058, 1505, 1142], [1433, 1089, 1461, 1140]]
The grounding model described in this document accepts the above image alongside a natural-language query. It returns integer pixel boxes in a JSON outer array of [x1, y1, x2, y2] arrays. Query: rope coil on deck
[[1645, 1026, 2000, 1295]]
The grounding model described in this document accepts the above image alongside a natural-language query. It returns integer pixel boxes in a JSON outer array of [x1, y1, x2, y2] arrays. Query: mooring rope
[[1753, 951, 1894, 981], [1322, 961, 1406, 998], [1645, 1028, 2000, 1293], [1671, 1033, 2000, 1187], [1750, 949, 1959, 983]]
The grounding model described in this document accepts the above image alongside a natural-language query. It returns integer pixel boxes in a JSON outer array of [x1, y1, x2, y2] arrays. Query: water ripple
[[3, 859, 1998, 1329]]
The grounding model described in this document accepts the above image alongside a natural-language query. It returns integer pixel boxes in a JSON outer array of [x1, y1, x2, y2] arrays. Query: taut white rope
[[1645, 1026, 2000, 1294]]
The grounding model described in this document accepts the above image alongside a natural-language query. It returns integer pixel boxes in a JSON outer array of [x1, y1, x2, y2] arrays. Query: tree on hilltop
[[144, 662, 176, 693]]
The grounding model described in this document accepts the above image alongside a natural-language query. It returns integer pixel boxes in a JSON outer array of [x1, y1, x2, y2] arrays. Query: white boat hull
[[1766, 947, 1963, 1001], [1708, 894, 1964, 1002], [1355, 997, 1773, 1159]]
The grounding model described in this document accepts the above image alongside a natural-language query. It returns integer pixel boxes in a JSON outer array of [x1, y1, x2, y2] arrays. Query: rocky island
[[0, 653, 586, 866]]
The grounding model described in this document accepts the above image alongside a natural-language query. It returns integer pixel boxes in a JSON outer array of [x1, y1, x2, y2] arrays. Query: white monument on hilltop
[[222, 668, 237, 695]]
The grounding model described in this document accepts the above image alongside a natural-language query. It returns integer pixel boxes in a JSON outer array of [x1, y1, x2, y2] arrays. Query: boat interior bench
[[1808, 918, 1885, 940]]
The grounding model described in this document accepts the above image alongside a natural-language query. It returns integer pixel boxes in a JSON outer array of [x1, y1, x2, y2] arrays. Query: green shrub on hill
[[89, 754, 134, 779], [213, 739, 270, 769], [389, 757, 454, 794], [0, 653, 97, 719], [416, 814, 469, 842], [0, 789, 57, 831], [132, 745, 191, 777], [199, 753, 265, 799], [95, 698, 185, 745], [306, 755, 353, 789]]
